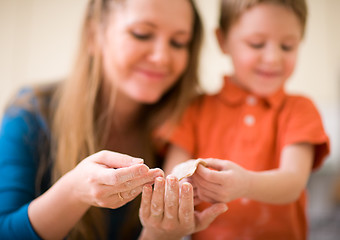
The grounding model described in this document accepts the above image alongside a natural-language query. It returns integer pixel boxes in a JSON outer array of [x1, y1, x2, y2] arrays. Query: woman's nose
[[149, 39, 171, 66]]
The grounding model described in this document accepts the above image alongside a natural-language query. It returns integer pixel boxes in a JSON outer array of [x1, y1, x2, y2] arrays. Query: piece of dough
[[171, 159, 207, 181]]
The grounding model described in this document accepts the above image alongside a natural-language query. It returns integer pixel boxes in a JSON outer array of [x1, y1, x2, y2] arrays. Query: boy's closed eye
[[281, 44, 294, 51], [247, 41, 297, 52], [281, 41, 299, 52], [248, 42, 264, 49]]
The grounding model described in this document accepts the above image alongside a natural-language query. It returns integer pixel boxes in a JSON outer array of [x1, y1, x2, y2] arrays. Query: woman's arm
[[28, 151, 164, 239], [0, 106, 164, 239]]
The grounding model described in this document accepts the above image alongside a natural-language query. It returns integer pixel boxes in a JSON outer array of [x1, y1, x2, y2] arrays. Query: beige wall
[[0, 0, 339, 166], [0, 0, 86, 112]]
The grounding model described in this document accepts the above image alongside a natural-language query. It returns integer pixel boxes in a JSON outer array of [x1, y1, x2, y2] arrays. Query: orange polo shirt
[[170, 76, 330, 240]]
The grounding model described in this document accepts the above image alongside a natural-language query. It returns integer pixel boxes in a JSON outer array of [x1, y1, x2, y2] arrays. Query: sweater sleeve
[[0, 106, 42, 240]]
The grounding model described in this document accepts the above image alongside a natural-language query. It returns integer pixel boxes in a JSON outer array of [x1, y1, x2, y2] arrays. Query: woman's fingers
[[116, 185, 144, 202], [140, 184, 153, 225], [139, 178, 166, 228], [112, 164, 149, 184], [102, 165, 163, 186], [179, 182, 194, 226], [92, 150, 144, 168], [138, 173, 226, 237], [142, 168, 165, 185], [117, 168, 164, 191], [164, 176, 180, 223], [150, 177, 165, 221], [139, 177, 203, 238], [77, 151, 165, 209], [195, 203, 228, 232], [98, 168, 164, 208], [88, 150, 164, 189]]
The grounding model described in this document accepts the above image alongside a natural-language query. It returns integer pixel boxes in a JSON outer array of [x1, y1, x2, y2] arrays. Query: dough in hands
[[171, 159, 207, 181]]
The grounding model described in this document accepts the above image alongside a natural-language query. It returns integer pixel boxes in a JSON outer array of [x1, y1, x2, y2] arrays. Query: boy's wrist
[[244, 170, 256, 200]]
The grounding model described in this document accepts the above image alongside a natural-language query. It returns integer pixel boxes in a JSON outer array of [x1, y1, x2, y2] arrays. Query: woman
[[0, 0, 204, 239]]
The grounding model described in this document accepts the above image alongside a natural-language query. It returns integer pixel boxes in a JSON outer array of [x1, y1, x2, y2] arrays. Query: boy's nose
[[263, 45, 282, 65]]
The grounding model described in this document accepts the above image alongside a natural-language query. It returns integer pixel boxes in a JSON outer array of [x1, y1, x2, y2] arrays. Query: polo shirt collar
[[218, 75, 286, 109]]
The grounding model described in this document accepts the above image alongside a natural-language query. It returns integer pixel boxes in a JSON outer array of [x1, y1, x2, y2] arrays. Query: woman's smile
[[134, 67, 168, 82]]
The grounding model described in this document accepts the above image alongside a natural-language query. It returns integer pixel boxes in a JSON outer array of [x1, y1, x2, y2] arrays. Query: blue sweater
[[0, 89, 141, 239], [0, 100, 45, 239]]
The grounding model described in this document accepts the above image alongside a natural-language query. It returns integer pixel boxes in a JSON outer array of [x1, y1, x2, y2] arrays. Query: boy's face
[[217, 3, 303, 96]]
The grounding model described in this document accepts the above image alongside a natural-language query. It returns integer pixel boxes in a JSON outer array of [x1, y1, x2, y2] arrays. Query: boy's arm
[[164, 144, 191, 176], [246, 143, 313, 203], [193, 143, 314, 204]]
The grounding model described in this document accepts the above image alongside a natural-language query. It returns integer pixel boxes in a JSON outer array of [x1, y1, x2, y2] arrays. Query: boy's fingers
[[196, 164, 225, 183]]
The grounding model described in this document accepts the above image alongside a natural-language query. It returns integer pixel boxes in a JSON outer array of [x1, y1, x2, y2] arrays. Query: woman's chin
[[134, 94, 161, 105]]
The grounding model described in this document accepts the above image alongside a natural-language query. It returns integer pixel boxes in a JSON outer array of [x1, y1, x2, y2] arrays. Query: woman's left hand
[[138, 175, 228, 240]]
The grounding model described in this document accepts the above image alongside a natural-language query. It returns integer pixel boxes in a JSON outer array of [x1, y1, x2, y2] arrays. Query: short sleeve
[[281, 97, 330, 170]]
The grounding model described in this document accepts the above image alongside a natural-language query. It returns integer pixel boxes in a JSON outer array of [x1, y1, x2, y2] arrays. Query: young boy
[[164, 0, 330, 239]]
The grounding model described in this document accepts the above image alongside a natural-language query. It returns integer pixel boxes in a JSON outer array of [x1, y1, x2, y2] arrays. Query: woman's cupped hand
[[139, 175, 228, 240], [67, 150, 164, 209]]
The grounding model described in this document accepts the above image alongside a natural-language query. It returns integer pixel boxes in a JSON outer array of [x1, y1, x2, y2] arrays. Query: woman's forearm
[[139, 228, 183, 240], [28, 171, 90, 240]]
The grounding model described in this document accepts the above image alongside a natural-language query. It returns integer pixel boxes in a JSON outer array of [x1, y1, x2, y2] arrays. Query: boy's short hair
[[219, 0, 307, 37]]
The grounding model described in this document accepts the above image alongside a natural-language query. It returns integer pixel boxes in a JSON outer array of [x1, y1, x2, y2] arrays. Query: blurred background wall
[[0, 0, 339, 238]]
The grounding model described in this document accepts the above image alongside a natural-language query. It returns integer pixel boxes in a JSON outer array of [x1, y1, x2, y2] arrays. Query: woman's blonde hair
[[219, 0, 308, 37], [44, 0, 203, 238]]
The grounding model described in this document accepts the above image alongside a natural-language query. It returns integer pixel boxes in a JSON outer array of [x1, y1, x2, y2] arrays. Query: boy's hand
[[191, 158, 252, 203]]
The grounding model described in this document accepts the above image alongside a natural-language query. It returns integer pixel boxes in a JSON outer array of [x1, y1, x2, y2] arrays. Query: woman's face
[[99, 0, 194, 104]]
